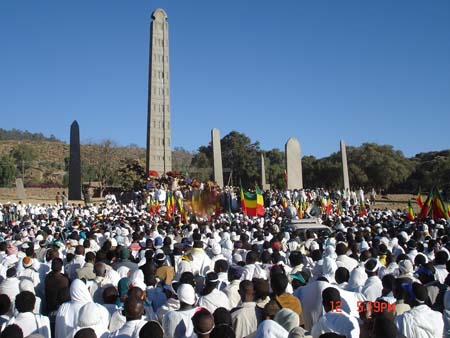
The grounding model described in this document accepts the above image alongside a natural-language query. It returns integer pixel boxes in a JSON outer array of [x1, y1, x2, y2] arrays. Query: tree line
[[0, 128, 59, 142], [0, 130, 448, 195], [191, 131, 450, 194]]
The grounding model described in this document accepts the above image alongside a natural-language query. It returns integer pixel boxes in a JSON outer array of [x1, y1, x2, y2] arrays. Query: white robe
[[55, 279, 93, 338], [255, 320, 288, 338], [2, 312, 51, 338], [294, 280, 330, 331], [223, 279, 241, 309], [361, 276, 382, 302], [395, 304, 444, 338], [198, 288, 230, 312], [76, 302, 110, 338], [0, 277, 20, 302], [311, 311, 360, 338], [108, 319, 146, 338], [162, 307, 198, 338], [346, 266, 367, 293]]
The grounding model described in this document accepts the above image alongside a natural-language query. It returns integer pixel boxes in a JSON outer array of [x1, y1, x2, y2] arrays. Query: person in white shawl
[[345, 266, 367, 293], [76, 302, 110, 338], [55, 279, 93, 338], [294, 278, 330, 331], [109, 297, 147, 338], [198, 272, 230, 312], [311, 287, 359, 338], [256, 320, 289, 338], [395, 282, 444, 338], [19, 278, 42, 313], [2, 291, 50, 338], [361, 259, 382, 301]]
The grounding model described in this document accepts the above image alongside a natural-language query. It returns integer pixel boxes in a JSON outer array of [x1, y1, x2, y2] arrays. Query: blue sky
[[1, 0, 449, 158]]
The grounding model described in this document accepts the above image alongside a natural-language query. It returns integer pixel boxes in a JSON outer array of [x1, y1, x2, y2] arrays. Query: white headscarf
[[55, 279, 93, 338], [130, 269, 146, 291], [117, 266, 130, 279], [322, 257, 338, 283], [347, 267, 367, 292], [19, 278, 35, 294], [274, 308, 299, 333], [77, 302, 110, 338], [70, 279, 92, 303], [105, 269, 120, 287], [256, 320, 289, 338]]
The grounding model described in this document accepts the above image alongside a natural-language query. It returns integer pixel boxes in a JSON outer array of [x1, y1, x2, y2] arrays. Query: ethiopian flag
[[326, 198, 332, 215], [419, 190, 433, 219], [337, 200, 343, 216], [359, 199, 366, 217], [416, 191, 424, 209], [407, 201, 415, 221], [241, 187, 264, 217], [297, 201, 304, 219], [433, 189, 449, 220]]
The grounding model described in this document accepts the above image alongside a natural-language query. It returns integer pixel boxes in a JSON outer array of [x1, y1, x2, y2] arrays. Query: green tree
[[191, 131, 260, 187], [190, 151, 212, 182], [117, 159, 147, 191], [172, 147, 194, 174], [10, 143, 37, 174], [82, 140, 121, 197], [302, 155, 319, 188], [347, 143, 413, 190], [264, 149, 286, 189], [0, 155, 17, 186]]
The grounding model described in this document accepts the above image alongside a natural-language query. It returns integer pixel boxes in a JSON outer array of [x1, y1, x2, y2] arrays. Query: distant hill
[[0, 129, 193, 187], [0, 128, 61, 142]]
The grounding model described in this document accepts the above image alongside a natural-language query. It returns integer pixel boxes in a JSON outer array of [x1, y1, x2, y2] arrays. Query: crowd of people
[[0, 184, 449, 338]]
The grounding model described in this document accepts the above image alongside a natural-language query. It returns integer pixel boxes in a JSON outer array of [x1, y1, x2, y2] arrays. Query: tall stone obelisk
[[146, 8, 172, 175], [211, 128, 224, 187], [69, 121, 81, 200], [285, 138, 303, 189], [340, 140, 350, 192], [261, 154, 268, 190]]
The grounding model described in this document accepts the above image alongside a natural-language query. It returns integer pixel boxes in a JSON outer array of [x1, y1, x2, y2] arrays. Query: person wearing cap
[[230, 280, 258, 338], [162, 283, 199, 338], [361, 258, 382, 302], [395, 282, 444, 338], [17, 255, 40, 287], [155, 251, 175, 285], [113, 248, 138, 274], [198, 272, 230, 312], [398, 259, 417, 283]]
